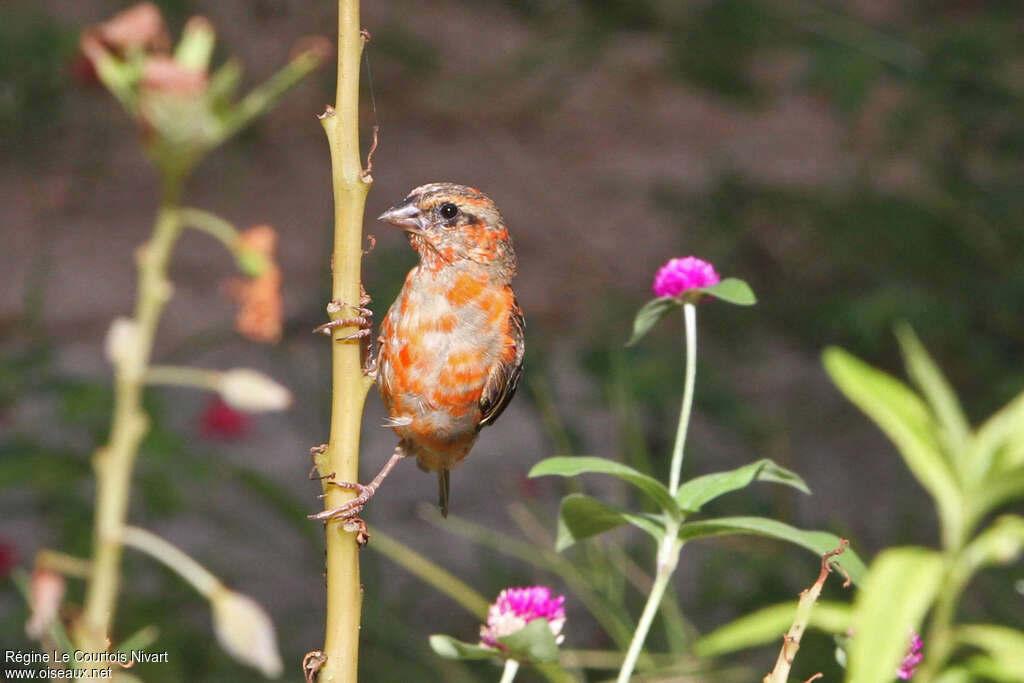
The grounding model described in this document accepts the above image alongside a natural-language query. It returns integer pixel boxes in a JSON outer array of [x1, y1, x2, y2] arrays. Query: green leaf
[[677, 516, 867, 584], [823, 347, 963, 546], [696, 277, 757, 305], [556, 493, 664, 551], [845, 548, 944, 683], [626, 296, 680, 346], [956, 624, 1024, 676], [895, 321, 971, 461], [498, 618, 561, 664], [974, 472, 1024, 524], [969, 389, 1024, 481], [694, 601, 852, 657], [429, 635, 499, 661], [958, 655, 1022, 683], [675, 458, 810, 512], [530, 456, 679, 517], [961, 515, 1024, 579]]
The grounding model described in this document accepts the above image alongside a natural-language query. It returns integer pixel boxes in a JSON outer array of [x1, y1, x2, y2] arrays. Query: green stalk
[[498, 659, 521, 683], [616, 533, 682, 683], [314, 1, 374, 681], [618, 303, 699, 683], [75, 182, 184, 667], [668, 303, 697, 495]]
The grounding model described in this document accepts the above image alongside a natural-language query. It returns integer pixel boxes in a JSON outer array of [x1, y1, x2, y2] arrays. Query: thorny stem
[[668, 303, 697, 495], [498, 659, 521, 683], [763, 540, 850, 683], [75, 183, 184, 674], [314, 1, 373, 681]]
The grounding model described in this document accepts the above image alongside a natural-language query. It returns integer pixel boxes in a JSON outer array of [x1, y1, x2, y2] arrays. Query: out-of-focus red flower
[[70, 52, 100, 87], [0, 542, 16, 580], [201, 398, 249, 439]]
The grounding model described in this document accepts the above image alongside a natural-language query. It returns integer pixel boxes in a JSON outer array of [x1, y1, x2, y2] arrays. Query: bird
[[312, 182, 524, 521]]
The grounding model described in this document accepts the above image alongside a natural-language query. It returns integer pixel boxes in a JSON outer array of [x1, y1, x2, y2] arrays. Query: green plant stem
[[145, 364, 222, 390], [668, 303, 697, 495], [498, 659, 521, 683], [917, 561, 964, 679], [369, 528, 490, 618], [619, 303, 699, 683], [315, 1, 374, 681], [176, 207, 241, 250], [75, 185, 183, 666], [36, 550, 91, 579], [119, 526, 221, 597], [616, 532, 682, 683], [216, 48, 326, 144]]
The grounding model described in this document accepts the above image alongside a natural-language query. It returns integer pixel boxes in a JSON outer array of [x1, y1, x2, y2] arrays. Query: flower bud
[[25, 569, 66, 640], [105, 317, 139, 366], [218, 369, 292, 413], [210, 588, 283, 678]]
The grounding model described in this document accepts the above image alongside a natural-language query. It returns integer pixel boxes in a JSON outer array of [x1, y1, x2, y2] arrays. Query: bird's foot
[[308, 480, 378, 521], [314, 292, 373, 340]]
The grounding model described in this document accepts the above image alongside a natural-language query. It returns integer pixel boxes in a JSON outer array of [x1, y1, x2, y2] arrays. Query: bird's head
[[378, 182, 516, 280]]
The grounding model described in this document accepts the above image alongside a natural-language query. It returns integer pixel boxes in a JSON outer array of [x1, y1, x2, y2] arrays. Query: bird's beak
[[378, 203, 424, 232]]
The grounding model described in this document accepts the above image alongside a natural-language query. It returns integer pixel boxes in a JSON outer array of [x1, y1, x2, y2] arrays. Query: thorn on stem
[[317, 105, 335, 120], [360, 28, 371, 43], [804, 675, 823, 682], [302, 650, 326, 683], [363, 234, 376, 255]]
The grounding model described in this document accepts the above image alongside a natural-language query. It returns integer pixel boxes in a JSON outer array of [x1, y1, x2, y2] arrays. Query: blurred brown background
[[3, 0, 1023, 680]]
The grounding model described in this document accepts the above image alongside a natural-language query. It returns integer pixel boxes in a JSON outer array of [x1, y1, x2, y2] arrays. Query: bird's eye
[[438, 202, 459, 220]]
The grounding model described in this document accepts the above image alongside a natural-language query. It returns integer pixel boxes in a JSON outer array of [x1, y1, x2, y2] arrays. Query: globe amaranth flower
[[652, 256, 720, 298], [479, 586, 566, 648], [897, 632, 923, 680]]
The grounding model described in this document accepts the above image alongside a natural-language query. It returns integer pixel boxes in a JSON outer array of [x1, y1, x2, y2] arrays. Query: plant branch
[[75, 187, 183, 666], [120, 525, 221, 597], [314, 2, 373, 681], [763, 540, 850, 683], [145, 364, 222, 391]]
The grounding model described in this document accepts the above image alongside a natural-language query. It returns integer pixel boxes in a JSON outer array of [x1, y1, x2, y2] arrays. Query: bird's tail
[[438, 468, 450, 518]]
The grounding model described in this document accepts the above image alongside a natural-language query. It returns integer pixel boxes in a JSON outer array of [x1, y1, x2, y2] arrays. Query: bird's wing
[[478, 295, 525, 429]]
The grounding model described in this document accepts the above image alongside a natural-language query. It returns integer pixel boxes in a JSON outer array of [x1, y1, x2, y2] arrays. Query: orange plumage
[[375, 183, 524, 515]]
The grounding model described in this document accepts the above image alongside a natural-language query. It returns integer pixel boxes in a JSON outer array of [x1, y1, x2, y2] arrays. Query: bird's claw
[[307, 480, 375, 521], [314, 297, 373, 338]]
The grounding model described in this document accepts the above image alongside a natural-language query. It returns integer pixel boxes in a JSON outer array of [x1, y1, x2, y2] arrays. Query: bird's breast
[[377, 268, 514, 446]]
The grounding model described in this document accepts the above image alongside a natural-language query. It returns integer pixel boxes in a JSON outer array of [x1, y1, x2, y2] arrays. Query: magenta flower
[[479, 586, 566, 648], [652, 256, 720, 298], [897, 633, 923, 680]]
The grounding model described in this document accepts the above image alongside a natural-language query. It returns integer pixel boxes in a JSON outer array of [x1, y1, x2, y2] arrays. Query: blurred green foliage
[[0, 10, 76, 148]]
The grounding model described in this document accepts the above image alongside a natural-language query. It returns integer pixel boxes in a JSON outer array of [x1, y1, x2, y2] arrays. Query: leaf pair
[[626, 278, 757, 346], [528, 455, 866, 583]]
